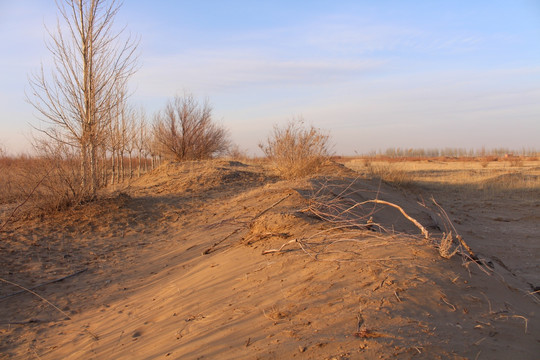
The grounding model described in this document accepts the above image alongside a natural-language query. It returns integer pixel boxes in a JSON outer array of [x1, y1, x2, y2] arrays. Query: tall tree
[[28, 0, 138, 197]]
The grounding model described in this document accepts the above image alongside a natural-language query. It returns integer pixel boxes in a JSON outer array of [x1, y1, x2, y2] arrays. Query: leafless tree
[[107, 103, 121, 185], [134, 106, 147, 177], [27, 0, 138, 198], [153, 94, 230, 161], [124, 107, 137, 179]]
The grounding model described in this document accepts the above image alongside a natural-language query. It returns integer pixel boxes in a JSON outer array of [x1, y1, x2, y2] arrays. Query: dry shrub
[[0, 142, 85, 224], [0, 154, 38, 204], [259, 118, 332, 179], [31, 142, 85, 211], [438, 232, 458, 259], [153, 94, 230, 161]]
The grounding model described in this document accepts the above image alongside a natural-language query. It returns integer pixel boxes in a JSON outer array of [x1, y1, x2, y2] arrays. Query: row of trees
[[368, 147, 539, 158], [28, 0, 229, 203]]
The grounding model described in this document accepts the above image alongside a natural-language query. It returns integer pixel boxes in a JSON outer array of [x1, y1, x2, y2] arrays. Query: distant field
[[341, 157, 540, 193]]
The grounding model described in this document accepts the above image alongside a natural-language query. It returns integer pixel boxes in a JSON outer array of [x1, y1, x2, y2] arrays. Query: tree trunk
[[81, 143, 88, 195], [90, 141, 97, 197], [138, 150, 142, 177], [110, 150, 116, 185], [128, 151, 133, 179]]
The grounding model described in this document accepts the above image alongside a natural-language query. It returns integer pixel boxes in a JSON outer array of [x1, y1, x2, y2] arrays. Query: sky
[[0, 0, 539, 156]]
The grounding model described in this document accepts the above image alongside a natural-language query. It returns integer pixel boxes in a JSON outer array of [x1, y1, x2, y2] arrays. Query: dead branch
[[262, 239, 298, 254], [456, 235, 479, 261], [0, 278, 71, 319], [0, 276, 99, 340], [497, 314, 528, 334], [0, 268, 87, 300], [203, 192, 293, 255], [430, 197, 479, 261], [361, 199, 429, 239]]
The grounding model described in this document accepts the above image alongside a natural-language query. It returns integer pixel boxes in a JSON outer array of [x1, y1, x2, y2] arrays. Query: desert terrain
[[1, 158, 539, 359]]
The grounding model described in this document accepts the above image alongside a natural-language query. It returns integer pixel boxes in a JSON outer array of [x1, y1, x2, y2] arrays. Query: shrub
[[259, 118, 332, 179], [153, 94, 230, 161]]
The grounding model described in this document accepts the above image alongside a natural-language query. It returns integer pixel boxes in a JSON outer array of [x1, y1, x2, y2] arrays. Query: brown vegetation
[[27, 0, 139, 198], [152, 94, 230, 161], [259, 118, 332, 179]]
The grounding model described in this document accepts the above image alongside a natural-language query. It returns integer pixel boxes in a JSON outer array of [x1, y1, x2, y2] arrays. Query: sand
[[1, 160, 538, 359]]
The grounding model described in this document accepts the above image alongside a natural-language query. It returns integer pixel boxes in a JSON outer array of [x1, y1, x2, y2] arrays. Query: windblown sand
[[1, 160, 538, 359]]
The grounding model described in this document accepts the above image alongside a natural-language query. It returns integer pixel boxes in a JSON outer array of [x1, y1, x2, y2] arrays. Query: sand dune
[[1, 160, 538, 359]]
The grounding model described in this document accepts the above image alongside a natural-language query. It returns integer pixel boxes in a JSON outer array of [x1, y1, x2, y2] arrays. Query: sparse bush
[[259, 118, 332, 179]]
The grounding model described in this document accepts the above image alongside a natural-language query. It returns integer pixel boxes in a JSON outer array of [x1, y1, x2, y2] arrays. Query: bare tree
[[124, 107, 136, 179], [153, 94, 230, 161], [133, 107, 147, 177], [27, 0, 138, 198]]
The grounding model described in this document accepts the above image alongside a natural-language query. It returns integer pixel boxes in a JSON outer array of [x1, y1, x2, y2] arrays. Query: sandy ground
[[1, 160, 539, 359]]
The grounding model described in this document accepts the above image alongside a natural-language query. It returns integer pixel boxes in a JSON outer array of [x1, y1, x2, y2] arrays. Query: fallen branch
[[307, 180, 429, 239], [361, 199, 429, 239]]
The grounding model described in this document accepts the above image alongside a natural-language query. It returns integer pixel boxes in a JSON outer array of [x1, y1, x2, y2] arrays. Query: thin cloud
[[134, 49, 386, 96]]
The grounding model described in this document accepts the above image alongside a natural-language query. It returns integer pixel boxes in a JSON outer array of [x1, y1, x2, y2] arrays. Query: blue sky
[[1, 0, 539, 155]]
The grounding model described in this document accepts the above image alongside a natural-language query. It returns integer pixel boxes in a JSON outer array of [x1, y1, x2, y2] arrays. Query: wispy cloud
[[134, 49, 386, 97]]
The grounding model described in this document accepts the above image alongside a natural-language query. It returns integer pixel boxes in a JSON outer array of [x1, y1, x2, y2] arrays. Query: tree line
[[26, 0, 229, 204]]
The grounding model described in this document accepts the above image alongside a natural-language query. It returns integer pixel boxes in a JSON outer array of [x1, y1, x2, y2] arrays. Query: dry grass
[[365, 162, 414, 187], [344, 157, 540, 194]]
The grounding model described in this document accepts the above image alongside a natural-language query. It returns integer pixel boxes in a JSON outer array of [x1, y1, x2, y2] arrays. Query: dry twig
[[0, 268, 88, 300], [203, 192, 293, 254], [0, 277, 99, 340], [0, 277, 70, 319]]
